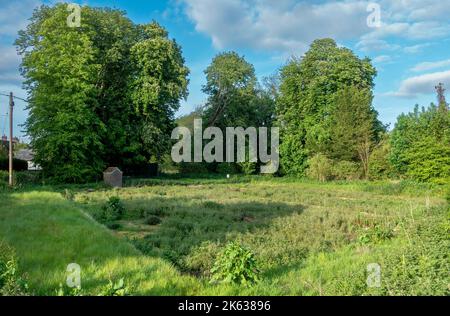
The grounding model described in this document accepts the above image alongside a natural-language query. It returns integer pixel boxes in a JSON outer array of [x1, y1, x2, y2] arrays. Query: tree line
[[16, 4, 450, 184]]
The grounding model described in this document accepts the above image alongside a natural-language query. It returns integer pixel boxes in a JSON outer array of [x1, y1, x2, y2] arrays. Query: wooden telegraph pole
[[9, 92, 14, 187]]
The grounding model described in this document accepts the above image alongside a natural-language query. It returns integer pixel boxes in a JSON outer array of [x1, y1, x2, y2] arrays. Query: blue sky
[[1, 0, 450, 139]]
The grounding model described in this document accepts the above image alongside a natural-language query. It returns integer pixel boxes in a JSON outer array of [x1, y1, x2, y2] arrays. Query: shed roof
[[104, 167, 122, 174]]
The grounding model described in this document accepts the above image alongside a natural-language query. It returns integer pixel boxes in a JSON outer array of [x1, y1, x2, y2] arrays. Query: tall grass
[[1, 176, 448, 295]]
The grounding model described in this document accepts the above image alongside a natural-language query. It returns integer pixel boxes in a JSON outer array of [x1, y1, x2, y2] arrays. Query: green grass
[[1, 175, 448, 295]]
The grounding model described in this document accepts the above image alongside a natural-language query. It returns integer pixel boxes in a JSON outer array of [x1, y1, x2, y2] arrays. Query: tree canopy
[[276, 38, 381, 176], [390, 101, 450, 183], [16, 4, 189, 182]]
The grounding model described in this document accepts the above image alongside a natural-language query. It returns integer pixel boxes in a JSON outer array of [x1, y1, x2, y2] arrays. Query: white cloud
[[356, 38, 400, 52], [183, 0, 372, 53], [182, 0, 450, 54], [372, 55, 392, 63], [389, 70, 450, 98], [403, 43, 432, 54], [0, 0, 42, 37], [0, 46, 20, 72], [411, 59, 450, 72], [406, 1, 450, 21]]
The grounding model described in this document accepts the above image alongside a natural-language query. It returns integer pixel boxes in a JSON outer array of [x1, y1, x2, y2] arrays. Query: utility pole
[[9, 92, 14, 187]]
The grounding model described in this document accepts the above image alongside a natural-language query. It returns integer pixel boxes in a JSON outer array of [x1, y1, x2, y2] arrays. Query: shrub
[[358, 225, 394, 245], [369, 137, 395, 180], [0, 171, 42, 189], [145, 215, 161, 226], [404, 138, 450, 184], [306, 153, 333, 182], [378, 213, 450, 295], [210, 241, 260, 286], [0, 241, 28, 296], [94, 196, 125, 223], [332, 160, 361, 180], [238, 161, 258, 175]]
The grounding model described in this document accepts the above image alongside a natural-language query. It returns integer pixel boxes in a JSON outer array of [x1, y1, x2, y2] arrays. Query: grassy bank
[[1, 176, 449, 295]]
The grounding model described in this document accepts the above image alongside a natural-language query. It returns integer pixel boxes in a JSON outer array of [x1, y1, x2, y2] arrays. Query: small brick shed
[[103, 167, 123, 188]]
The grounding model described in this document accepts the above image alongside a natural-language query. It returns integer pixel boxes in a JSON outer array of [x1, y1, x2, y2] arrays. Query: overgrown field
[[1, 176, 449, 295]]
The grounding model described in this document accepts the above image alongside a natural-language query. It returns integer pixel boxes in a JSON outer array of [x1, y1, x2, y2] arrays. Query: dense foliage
[[390, 102, 450, 184], [13, 5, 449, 184], [210, 241, 260, 286], [276, 39, 382, 176], [0, 241, 28, 296], [16, 4, 188, 183]]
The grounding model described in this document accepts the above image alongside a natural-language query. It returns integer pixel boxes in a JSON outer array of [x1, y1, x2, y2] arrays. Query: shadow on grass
[[106, 195, 306, 274]]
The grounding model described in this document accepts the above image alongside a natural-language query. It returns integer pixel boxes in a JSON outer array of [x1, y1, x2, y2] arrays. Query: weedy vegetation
[[1, 176, 448, 296]]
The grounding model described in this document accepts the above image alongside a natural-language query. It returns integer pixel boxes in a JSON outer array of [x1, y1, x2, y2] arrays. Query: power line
[[0, 92, 28, 102]]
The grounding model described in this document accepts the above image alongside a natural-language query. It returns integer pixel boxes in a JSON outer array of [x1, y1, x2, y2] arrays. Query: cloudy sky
[[1, 0, 450, 139]]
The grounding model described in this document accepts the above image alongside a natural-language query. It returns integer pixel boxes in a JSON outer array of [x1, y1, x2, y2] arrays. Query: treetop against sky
[[1, 0, 450, 138]]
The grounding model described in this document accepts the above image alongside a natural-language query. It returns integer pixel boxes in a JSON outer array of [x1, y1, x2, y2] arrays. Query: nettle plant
[[210, 241, 260, 286]]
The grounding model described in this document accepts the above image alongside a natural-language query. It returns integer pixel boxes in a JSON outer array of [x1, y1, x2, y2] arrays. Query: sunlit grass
[[1, 177, 448, 295]]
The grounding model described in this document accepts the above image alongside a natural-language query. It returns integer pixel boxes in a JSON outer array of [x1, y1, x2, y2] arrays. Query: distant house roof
[[15, 149, 34, 161], [1, 136, 19, 145]]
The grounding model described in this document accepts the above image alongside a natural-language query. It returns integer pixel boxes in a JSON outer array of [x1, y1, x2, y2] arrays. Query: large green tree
[[328, 86, 382, 178], [16, 4, 189, 182], [202, 52, 259, 129], [200, 52, 276, 174], [276, 39, 378, 175]]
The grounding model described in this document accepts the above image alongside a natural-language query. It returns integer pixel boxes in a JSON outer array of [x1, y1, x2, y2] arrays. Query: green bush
[[378, 214, 450, 295], [404, 138, 450, 184], [358, 225, 394, 244], [238, 161, 258, 175], [0, 171, 42, 189], [306, 153, 333, 182], [145, 215, 161, 226], [210, 241, 260, 286], [369, 137, 395, 180], [94, 196, 125, 224], [332, 160, 361, 180], [0, 241, 28, 296]]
